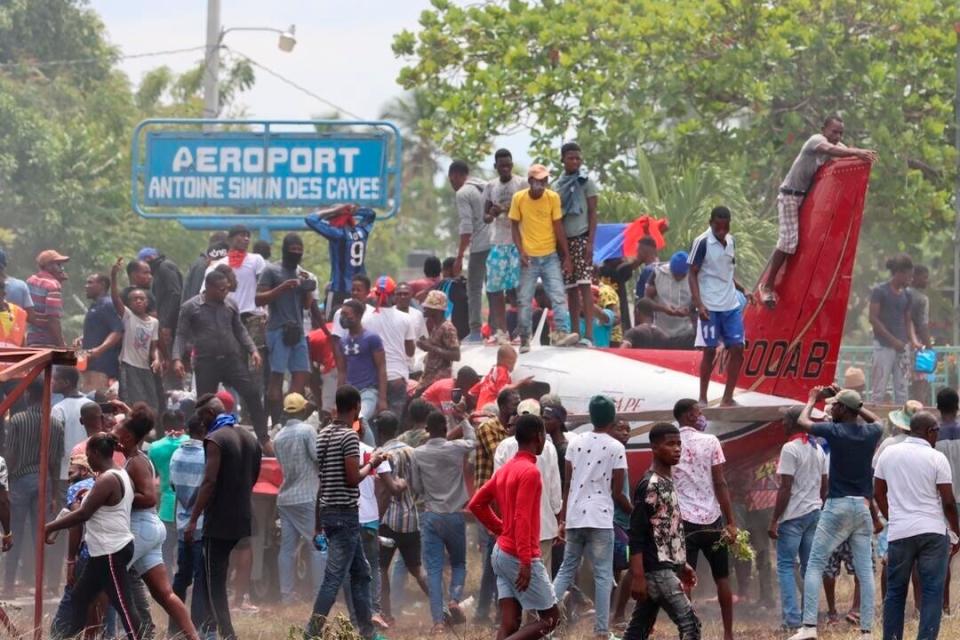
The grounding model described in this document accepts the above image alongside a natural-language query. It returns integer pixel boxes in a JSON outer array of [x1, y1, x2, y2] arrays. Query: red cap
[[215, 390, 236, 415]]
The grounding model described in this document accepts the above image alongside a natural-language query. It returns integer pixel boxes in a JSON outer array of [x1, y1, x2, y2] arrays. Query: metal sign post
[[131, 119, 402, 239]]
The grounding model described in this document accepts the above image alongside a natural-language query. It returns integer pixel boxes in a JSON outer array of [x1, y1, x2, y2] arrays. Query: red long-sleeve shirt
[[468, 450, 542, 565]]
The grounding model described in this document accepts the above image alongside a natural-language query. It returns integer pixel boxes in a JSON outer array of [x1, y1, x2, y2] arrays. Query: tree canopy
[[394, 0, 960, 302]]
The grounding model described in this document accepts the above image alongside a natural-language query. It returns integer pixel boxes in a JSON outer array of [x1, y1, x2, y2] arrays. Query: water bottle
[[313, 532, 328, 554]]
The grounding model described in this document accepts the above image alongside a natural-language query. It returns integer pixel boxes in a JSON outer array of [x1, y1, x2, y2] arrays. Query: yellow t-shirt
[[508, 188, 562, 258]]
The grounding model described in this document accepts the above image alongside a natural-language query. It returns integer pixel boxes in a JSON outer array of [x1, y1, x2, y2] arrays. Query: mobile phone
[[451, 388, 463, 404]]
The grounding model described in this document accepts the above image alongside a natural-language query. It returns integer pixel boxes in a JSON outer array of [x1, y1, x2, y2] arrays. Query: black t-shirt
[[870, 282, 912, 347], [203, 426, 262, 540], [630, 469, 686, 571]]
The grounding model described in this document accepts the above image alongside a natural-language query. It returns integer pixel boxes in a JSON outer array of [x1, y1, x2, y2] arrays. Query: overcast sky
[[91, 0, 531, 166]]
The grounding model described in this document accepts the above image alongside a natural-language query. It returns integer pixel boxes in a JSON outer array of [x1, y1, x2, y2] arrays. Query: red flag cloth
[[621, 216, 669, 257]]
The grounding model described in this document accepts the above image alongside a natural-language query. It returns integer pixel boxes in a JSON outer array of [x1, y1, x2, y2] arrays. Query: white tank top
[[84, 468, 135, 557]]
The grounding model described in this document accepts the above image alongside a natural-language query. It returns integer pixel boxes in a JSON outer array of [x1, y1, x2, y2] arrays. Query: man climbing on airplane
[[688, 206, 751, 407], [760, 115, 876, 307]]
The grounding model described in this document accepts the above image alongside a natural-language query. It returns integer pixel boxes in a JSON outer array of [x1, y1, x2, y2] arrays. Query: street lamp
[[202, 0, 296, 120]]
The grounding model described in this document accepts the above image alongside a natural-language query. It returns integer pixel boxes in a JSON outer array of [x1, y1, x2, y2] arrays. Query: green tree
[[393, 0, 960, 297]]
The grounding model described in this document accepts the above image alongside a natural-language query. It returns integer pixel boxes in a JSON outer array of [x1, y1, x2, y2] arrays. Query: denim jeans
[[518, 252, 572, 336], [553, 527, 615, 634], [5, 472, 39, 591], [307, 510, 373, 639], [475, 526, 498, 620], [278, 502, 326, 602], [623, 569, 701, 640], [359, 387, 380, 433], [776, 509, 820, 628], [170, 538, 211, 639], [345, 527, 382, 620], [883, 532, 949, 640], [800, 497, 874, 630], [468, 250, 489, 334], [421, 511, 467, 624]]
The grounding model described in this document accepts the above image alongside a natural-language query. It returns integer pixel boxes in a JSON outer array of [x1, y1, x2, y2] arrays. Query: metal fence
[[836, 346, 960, 405]]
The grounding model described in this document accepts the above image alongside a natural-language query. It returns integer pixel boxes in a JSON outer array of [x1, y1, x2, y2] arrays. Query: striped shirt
[[6, 405, 64, 482], [381, 438, 419, 533], [274, 418, 319, 506], [169, 439, 206, 536], [25, 270, 64, 346], [316, 422, 360, 510]]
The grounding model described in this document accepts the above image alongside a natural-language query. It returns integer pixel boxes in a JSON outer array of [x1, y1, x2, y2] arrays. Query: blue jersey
[[305, 209, 376, 293]]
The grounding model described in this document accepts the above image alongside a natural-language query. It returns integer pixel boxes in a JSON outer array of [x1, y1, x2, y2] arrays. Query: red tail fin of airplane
[[609, 158, 872, 403], [737, 157, 871, 401]]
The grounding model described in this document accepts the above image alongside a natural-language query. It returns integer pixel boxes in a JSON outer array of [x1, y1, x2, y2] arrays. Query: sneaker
[[463, 331, 484, 343], [519, 337, 531, 353], [860, 634, 873, 640], [786, 627, 818, 640], [495, 330, 511, 346], [238, 595, 259, 613], [550, 331, 581, 347], [578, 338, 593, 347]]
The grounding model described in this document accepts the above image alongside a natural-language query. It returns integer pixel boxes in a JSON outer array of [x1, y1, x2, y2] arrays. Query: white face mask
[[694, 414, 709, 432]]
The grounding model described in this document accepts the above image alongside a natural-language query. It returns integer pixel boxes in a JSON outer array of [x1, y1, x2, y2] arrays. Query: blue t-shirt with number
[[305, 208, 375, 293]]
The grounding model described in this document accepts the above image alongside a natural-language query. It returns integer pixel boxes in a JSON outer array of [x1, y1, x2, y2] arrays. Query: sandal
[[846, 611, 860, 625]]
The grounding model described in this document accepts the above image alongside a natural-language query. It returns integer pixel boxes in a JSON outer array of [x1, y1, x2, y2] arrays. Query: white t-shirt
[[401, 306, 429, 372], [120, 308, 159, 369], [564, 431, 627, 530], [874, 436, 952, 542], [777, 438, 827, 522], [203, 252, 266, 314], [674, 427, 726, 525], [52, 396, 92, 480], [494, 436, 563, 540], [483, 175, 527, 246], [358, 441, 392, 525], [361, 306, 415, 381]]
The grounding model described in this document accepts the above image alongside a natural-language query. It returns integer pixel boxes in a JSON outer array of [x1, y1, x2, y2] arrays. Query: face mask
[[340, 317, 353, 330], [694, 414, 708, 432]]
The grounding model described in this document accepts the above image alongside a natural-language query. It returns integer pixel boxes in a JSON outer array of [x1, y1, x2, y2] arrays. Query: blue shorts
[[486, 244, 521, 293], [492, 544, 556, 611], [266, 328, 311, 374], [698, 308, 744, 348]]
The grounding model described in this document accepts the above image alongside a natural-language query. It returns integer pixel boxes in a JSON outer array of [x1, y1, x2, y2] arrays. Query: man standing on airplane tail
[[760, 116, 876, 308], [688, 206, 751, 407]]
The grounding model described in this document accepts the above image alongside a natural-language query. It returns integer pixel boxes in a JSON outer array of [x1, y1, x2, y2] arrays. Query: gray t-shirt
[[258, 263, 306, 331], [870, 282, 912, 347], [483, 175, 527, 246], [649, 264, 694, 339], [554, 172, 599, 238], [780, 133, 839, 192], [456, 178, 491, 253]]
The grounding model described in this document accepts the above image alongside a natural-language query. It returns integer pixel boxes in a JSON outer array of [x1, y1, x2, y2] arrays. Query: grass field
[[1, 572, 956, 640]]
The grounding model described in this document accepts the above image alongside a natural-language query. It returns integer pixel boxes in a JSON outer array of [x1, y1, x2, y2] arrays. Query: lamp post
[[202, 0, 296, 120]]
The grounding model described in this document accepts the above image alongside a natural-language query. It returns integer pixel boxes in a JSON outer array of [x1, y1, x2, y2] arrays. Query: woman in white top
[[45, 433, 143, 639], [113, 404, 199, 640]]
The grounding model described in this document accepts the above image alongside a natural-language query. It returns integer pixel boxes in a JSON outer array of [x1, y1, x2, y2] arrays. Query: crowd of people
[[0, 121, 956, 640]]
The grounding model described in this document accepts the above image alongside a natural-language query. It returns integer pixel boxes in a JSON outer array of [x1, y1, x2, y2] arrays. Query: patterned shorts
[[823, 540, 855, 578], [485, 244, 521, 293], [776, 193, 804, 254], [564, 233, 594, 288]]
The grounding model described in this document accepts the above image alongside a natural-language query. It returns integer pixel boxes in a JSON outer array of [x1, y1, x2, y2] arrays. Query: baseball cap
[[283, 392, 313, 414], [227, 224, 251, 238], [527, 164, 550, 181], [137, 247, 160, 261], [542, 403, 567, 422], [888, 399, 924, 431], [825, 388, 863, 412], [423, 290, 448, 311], [207, 241, 229, 260], [517, 399, 541, 416], [36, 249, 70, 267], [215, 390, 236, 415], [669, 251, 690, 276]]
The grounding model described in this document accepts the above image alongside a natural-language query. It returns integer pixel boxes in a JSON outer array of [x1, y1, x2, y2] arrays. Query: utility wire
[[224, 46, 366, 120], [0, 44, 209, 69]]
